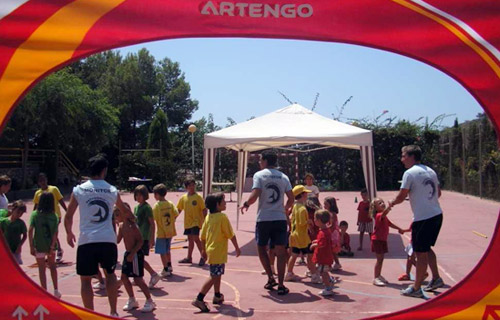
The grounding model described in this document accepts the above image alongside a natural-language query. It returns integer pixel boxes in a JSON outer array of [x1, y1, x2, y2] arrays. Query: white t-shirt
[[73, 180, 118, 246], [401, 164, 442, 222], [305, 185, 320, 197], [0, 194, 8, 210], [252, 168, 292, 222]]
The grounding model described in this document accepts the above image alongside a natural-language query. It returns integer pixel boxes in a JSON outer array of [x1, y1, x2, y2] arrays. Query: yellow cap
[[292, 185, 312, 197]]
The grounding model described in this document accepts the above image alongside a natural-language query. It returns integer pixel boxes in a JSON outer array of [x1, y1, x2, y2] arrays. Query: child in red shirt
[[356, 188, 372, 251], [311, 210, 334, 296], [338, 221, 354, 257], [370, 198, 402, 287]]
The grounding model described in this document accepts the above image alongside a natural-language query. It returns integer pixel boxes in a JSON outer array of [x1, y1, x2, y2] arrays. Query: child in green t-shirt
[[0, 200, 27, 264], [133, 185, 160, 289], [28, 192, 60, 298]]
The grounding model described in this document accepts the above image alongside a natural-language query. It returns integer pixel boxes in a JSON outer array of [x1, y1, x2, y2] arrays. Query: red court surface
[[16, 190, 499, 320]]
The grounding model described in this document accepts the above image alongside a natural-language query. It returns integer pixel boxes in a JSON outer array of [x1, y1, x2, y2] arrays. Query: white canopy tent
[[203, 104, 377, 229]]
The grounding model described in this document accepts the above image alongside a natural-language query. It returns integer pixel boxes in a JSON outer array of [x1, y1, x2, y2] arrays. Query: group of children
[[0, 171, 429, 316]]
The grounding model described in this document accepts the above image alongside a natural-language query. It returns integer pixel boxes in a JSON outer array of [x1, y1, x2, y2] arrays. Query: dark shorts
[[292, 244, 312, 255], [209, 264, 225, 276], [255, 220, 288, 247], [141, 240, 150, 256], [412, 213, 443, 253], [77, 242, 117, 276], [184, 226, 200, 236], [371, 240, 388, 254], [122, 251, 144, 278]]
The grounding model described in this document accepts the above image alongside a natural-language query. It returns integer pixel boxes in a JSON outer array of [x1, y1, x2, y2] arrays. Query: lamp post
[[188, 124, 197, 175]]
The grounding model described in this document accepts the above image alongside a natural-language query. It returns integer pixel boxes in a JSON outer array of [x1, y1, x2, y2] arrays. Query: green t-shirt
[[0, 209, 8, 218], [29, 210, 58, 253], [134, 203, 153, 241], [0, 217, 27, 253]]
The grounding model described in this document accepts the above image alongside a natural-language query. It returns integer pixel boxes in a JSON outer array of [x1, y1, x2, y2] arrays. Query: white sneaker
[[373, 277, 386, 286], [110, 312, 119, 318], [284, 272, 297, 282], [54, 290, 62, 298], [305, 270, 312, 277], [123, 297, 139, 311], [311, 274, 323, 284], [149, 273, 161, 288], [332, 263, 342, 271], [319, 288, 334, 296], [93, 282, 105, 290], [379, 275, 389, 284], [160, 269, 172, 278], [141, 299, 156, 312]]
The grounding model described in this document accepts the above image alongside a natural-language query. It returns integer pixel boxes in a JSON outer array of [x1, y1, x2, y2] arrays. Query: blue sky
[[119, 38, 483, 128]]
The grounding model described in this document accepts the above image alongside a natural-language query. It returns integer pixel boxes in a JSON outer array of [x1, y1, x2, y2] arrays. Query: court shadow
[[332, 269, 357, 276], [262, 289, 321, 304], [163, 273, 191, 283], [214, 305, 255, 318], [123, 308, 159, 320], [148, 288, 169, 297]]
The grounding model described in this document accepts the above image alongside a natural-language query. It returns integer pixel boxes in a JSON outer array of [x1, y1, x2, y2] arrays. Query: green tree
[[147, 109, 170, 157]]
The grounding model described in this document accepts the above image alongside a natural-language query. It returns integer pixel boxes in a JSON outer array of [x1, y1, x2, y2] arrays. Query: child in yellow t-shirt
[[191, 193, 240, 313], [152, 184, 179, 278], [286, 185, 319, 283], [33, 173, 67, 263], [177, 178, 207, 266]]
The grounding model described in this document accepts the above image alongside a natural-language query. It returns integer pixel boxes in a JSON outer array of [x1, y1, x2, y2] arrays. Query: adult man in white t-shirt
[[241, 150, 294, 295], [389, 145, 444, 299], [65, 155, 134, 317]]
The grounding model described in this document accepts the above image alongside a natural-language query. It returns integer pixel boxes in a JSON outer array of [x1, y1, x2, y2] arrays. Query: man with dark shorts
[[241, 150, 294, 295], [389, 145, 444, 299], [65, 155, 134, 317]]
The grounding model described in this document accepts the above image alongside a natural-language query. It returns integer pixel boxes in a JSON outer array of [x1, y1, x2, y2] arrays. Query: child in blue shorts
[[192, 193, 240, 312]]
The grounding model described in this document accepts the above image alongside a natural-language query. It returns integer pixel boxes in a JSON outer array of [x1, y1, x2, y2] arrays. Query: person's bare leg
[[135, 277, 152, 300], [104, 269, 118, 315], [81, 276, 94, 310], [274, 245, 287, 286], [47, 253, 58, 290], [358, 231, 364, 250], [333, 253, 340, 265], [194, 236, 204, 255], [213, 275, 222, 294], [287, 253, 298, 274], [306, 253, 317, 274], [257, 245, 273, 279], [374, 253, 384, 278], [414, 252, 428, 290], [36, 258, 47, 290], [427, 249, 440, 280], [160, 254, 169, 269], [121, 275, 134, 298], [200, 277, 215, 295], [187, 235, 194, 260], [144, 260, 156, 276]]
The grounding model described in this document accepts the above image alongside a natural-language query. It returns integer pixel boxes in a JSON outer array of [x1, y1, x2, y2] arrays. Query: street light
[[188, 124, 197, 175]]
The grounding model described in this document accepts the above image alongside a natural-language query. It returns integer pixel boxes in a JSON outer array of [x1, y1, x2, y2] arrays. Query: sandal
[[277, 286, 289, 296], [398, 274, 411, 281], [264, 278, 278, 290]]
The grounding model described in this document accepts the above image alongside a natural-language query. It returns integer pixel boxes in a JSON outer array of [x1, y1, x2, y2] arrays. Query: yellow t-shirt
[[153, 200, 179, 239], [289, 202, 311, 249], [33, 186, 64, 218], [177, 193, 206, 229], [200, 212, 235, 265]]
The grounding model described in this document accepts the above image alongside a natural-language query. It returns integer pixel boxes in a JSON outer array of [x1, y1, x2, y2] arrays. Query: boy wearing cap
[[285, 185, 320, 283]]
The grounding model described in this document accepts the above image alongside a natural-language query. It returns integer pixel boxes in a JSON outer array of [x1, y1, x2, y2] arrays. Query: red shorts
[[371, 240, 388, 254]]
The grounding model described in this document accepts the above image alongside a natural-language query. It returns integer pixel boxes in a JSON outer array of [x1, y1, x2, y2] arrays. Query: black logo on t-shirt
[[89, 199, 110, 223], [192, 200, 197, 206], [423, 178, 436, 199], [265, 182, 281, 204]]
